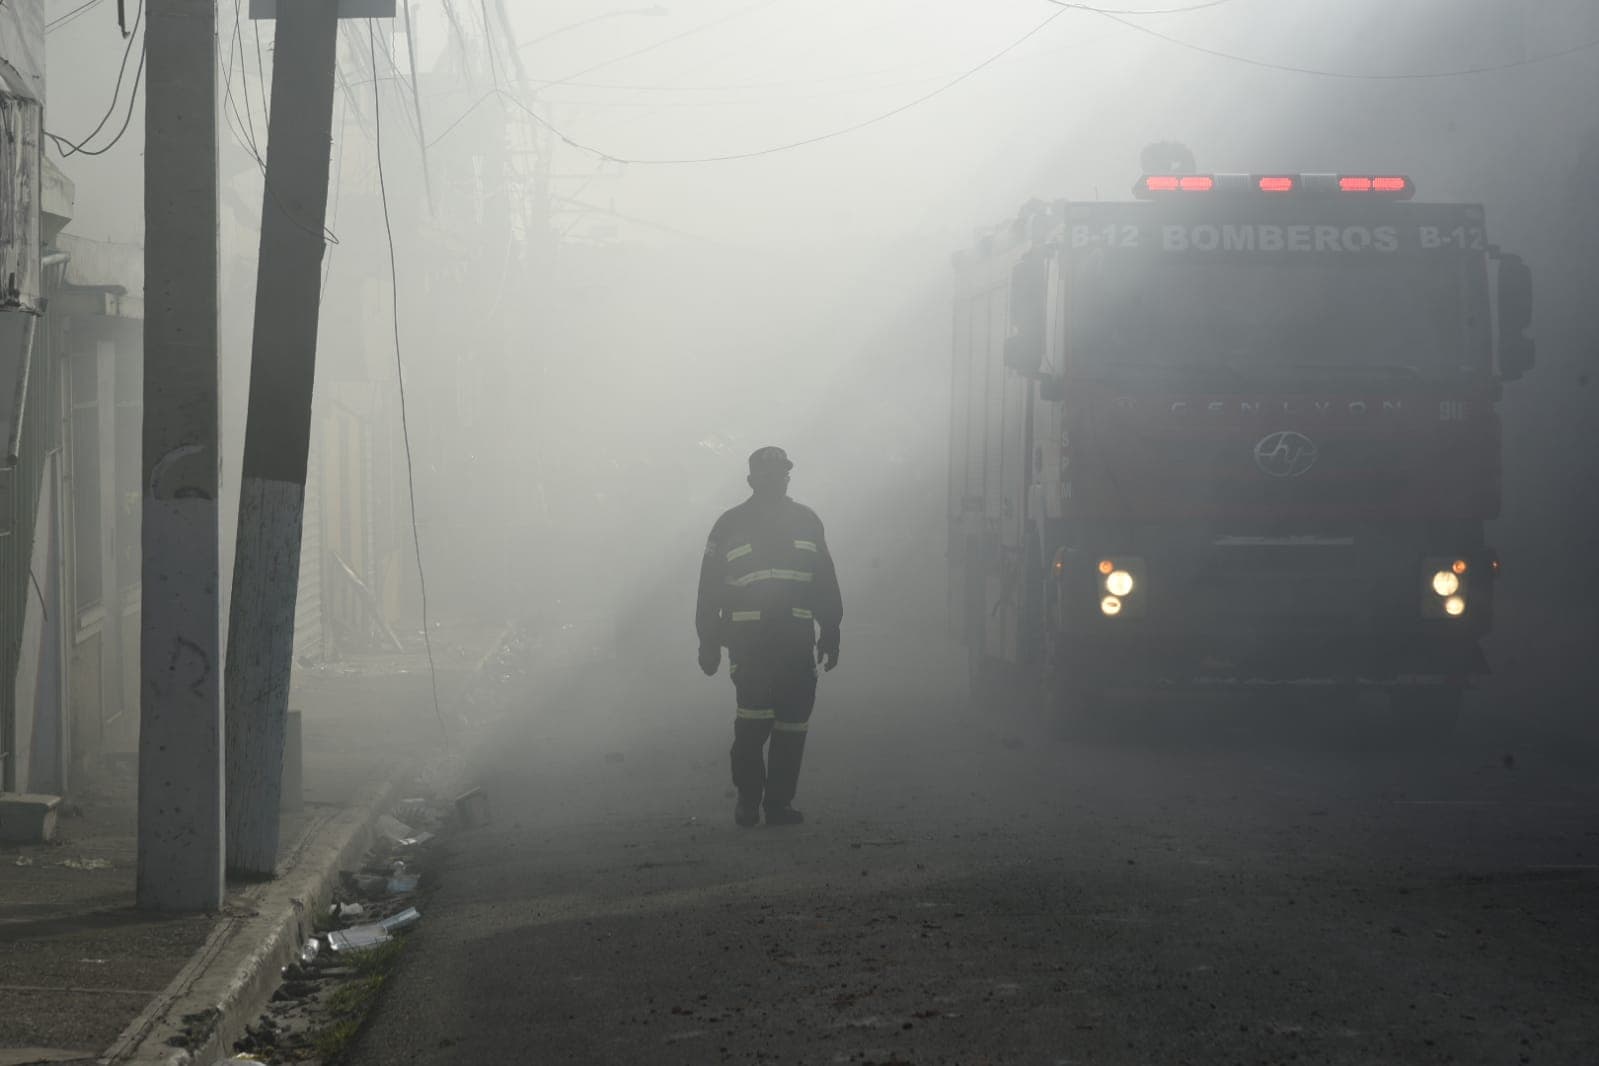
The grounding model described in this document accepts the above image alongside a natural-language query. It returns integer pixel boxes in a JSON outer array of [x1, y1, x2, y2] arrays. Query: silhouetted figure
[[696, 447, 843, 827]]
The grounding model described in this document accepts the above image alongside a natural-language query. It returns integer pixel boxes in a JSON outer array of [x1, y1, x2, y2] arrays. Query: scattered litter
[[297, 937, 321, 965], [328, 907, 422, 953], [350, 874, 387, 898], [376, 815, 416, 843], [14, 855, 32, 867], [381, 907, 421, 933], [330, 902, 366, 920], [388, 872, 419, 894], [59, 858, 112, 870], [395, 797, 430, 821], [374, 810, 439, 849], [455, 787, 491, 828], [328, 925, 392, 953]]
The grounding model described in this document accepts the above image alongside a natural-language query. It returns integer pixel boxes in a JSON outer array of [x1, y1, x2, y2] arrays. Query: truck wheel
[[1390, 687, 1464, 741]]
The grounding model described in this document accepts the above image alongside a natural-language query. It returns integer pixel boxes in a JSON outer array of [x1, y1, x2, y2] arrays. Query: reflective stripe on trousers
[[726, 568, 813, 589]]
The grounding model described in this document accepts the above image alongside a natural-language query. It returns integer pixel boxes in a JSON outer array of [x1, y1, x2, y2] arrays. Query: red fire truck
[[949, 165, 1534, 729]]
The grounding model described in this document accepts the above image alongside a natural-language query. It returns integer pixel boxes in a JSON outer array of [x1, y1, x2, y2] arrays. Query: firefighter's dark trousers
[[729, 640, 817, 811]]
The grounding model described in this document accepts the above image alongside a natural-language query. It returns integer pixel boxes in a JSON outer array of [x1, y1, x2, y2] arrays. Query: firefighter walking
[[697, 447, 842, 827]]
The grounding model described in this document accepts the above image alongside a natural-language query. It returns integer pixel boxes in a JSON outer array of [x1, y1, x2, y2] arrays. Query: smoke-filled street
[[8, 2, 1599, 1063], [347, 624, 1599, 1065]]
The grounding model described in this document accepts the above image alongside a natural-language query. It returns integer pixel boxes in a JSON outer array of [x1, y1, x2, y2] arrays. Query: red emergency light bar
[[1141, 174, 1214, 193], [1338, 174, 1413, 196], [1136, 172, 1416, 200]]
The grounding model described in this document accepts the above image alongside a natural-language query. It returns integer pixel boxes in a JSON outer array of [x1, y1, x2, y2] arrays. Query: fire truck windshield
[[1070, 251, 1489, 377]]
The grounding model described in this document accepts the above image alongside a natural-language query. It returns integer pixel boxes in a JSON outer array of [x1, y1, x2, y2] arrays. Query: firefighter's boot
[[734, 798, 760, 828], [765, 805, 805, 827]]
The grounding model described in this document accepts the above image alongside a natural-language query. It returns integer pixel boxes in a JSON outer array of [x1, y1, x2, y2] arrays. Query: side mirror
[[1496, 253, 1534, 381], [1003, 332, 1042, 376], [1004, 249, 1049, 377]]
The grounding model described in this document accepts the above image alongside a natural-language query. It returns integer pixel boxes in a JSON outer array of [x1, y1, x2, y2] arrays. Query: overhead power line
[[45, 0, 144, 157], [368, 21, 449, 747], [45, 6, 146, 158], [46, 0, 107, 32], [1066, 4, 1599, 78], [491, 7, 1071, 166], [539, 0, 784, 92]]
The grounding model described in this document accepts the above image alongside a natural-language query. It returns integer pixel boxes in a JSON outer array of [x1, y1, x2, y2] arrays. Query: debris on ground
[[374, 815, 413, 843], [381, 907, 421, 933], [240, 790, 451, 1063], [386, 866, 419, 895], [455, 787, 491, 828], [328, 924, 394, 954]]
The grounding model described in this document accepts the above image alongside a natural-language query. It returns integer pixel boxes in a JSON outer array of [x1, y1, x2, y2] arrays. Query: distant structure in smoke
[[1139, 141, 1198, 174]]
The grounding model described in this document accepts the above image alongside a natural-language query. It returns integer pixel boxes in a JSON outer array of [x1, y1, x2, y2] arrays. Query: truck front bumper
[[1051, 537, 1497, 685], [1055, 626, 1487, 686]]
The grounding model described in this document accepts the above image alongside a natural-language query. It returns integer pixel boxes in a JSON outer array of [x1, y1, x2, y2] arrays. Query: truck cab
[[949, 170, 1533, 727]]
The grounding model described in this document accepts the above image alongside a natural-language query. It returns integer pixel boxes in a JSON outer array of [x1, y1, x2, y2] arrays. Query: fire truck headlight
[[1095, 556, 1146, 618], [1422, 556, 1475, 618]]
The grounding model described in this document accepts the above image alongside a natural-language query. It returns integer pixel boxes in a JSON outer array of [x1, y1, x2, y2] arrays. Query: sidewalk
[[0, 623, 507, 1064]]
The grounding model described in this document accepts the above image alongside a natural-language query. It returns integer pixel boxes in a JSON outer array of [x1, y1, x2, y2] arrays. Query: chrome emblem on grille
[[1253, 430, 1319, 478]]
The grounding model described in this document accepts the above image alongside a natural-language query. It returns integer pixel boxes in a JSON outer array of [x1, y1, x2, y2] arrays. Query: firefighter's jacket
[[697, 495, 843, 652]]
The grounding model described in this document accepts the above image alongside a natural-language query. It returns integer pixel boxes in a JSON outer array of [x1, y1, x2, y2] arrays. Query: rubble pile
[[455, 622, 538, 731], [223, 794, 451, 1065]]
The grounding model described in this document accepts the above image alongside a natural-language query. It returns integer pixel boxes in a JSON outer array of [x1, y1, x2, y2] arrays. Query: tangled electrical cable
[[419, 0, 1599, 168], [44, 0, 145, 157], [434, 5, 1072, 164]]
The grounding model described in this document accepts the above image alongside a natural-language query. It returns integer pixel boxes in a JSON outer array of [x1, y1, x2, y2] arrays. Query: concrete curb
[[100, 760, 415, 1066]]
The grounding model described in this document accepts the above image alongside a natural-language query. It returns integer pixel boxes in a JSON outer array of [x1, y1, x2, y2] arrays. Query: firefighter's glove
[[698, 644, 722, 677], [817, 630, 841, 673]]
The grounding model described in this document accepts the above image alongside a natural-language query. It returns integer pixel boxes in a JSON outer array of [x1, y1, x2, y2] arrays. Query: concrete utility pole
[[138, 0, 225, 912], [224, 0, 343, 877]]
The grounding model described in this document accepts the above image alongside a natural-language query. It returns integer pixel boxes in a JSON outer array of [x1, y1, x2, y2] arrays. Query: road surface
[[349, 624, 1599, 1065]]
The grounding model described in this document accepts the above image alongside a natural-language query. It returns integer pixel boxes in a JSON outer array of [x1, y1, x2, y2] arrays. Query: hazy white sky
[[41, 0, 1596, 250]]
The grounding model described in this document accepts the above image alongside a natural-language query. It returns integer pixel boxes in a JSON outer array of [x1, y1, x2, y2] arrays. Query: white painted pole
[[137, 0, 225, 913], [223, 0, 340, 877]]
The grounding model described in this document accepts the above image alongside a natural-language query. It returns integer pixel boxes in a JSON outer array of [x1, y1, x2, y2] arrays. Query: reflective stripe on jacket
[[695, 495, 842, 648]]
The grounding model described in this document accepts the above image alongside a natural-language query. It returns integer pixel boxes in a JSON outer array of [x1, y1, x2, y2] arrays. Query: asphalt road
[[349, 625, 1599, 1066]]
